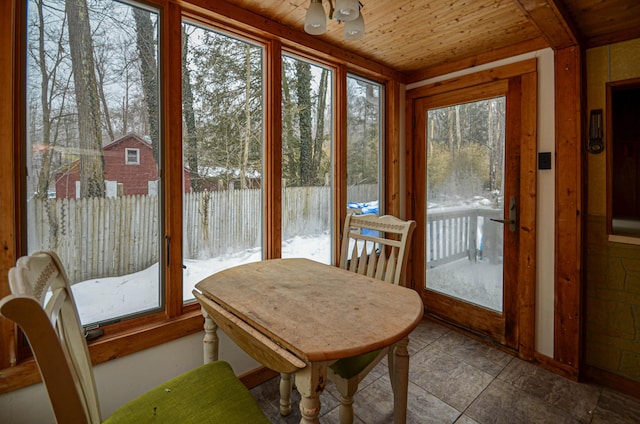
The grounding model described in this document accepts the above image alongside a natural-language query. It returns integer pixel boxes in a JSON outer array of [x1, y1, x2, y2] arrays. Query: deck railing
[[426, 207, 503, 268]]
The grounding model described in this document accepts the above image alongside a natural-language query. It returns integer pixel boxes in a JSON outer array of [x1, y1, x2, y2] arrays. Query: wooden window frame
[[606, 77, 640, 245], [0, 0, 401, 394]]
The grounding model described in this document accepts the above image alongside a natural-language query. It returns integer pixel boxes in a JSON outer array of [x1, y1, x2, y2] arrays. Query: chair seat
[[104, 361, 270, 423], [329, 349, 381, 380]]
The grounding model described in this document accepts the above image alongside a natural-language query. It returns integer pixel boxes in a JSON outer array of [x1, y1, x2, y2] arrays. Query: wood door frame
[[406, 59, 537, 359]]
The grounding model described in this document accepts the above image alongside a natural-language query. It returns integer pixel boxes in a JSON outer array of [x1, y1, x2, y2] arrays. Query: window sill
[[608, 234, 640, 246], [0, 308, 204, 395]]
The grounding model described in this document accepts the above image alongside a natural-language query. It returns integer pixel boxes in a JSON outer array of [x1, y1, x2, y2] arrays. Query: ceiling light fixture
[[304, 0, 365, 40], [304, 0, 327, 35], [334, 0, 359, 22]]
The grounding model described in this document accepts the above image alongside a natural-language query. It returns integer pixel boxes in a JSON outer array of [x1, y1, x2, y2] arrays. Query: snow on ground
[[72, 212, 504, 325], [427, 258, 503, 312], [72, 234, 331, 325]]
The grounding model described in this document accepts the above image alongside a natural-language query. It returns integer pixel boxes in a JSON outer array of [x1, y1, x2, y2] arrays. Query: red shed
[[55, 133, 191, 198]]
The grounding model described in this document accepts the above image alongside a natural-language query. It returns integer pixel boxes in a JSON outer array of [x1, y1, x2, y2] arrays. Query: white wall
[[404, 48, 556, 357], [0, 331, 259, 423]]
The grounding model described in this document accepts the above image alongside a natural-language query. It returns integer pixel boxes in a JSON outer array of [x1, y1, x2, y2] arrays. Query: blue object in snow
[[347, 201, 379, 236]]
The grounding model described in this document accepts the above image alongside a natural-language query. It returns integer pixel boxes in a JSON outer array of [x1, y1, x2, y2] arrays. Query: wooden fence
[[426, 207, 502, 268], [30, 184, 378, 284]]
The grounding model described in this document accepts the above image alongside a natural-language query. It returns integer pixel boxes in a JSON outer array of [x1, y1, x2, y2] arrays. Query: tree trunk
[[240, 44, 251, 189], [312, 68, 328, 183], [96, 54, 115, 141], [448, 107, 455, 160], [296, 61, 313, 186], [182, 27, 200, 191], [35, 0, 52, 199], [281, 69, 296, 187], [133, 9, 159, 162], [455, 105, 461, 152], [66, 0, 104, 198]]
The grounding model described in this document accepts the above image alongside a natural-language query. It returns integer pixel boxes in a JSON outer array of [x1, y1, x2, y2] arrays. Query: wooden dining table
[[193, 258, 424, 424]]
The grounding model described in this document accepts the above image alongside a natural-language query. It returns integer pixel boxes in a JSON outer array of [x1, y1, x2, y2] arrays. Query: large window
[[181, 22, 264, 300], [281, 56, 334, 264], [2, 0, 391, 391], [26, 0, 161, 326], [346, 75, 382, 215]]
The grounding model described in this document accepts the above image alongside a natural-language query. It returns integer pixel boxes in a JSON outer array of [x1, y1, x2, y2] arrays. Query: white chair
[[281, 213, 416, 423], [0, 251, 270, 424]]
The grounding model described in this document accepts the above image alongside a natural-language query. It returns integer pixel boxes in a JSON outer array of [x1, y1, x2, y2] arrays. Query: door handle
[[490, 196, 517, 232]]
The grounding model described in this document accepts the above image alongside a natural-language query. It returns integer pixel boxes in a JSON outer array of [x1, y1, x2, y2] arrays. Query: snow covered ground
[[71, 234, 331, 325], [427, 258, 503, 312], [71, 230, 503, 326]]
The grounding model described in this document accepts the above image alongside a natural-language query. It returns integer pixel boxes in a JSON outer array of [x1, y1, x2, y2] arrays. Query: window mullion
[[165, 2, 184, 317]]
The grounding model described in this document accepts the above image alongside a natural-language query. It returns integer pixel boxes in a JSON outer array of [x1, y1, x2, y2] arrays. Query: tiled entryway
[[250, 319, 640, 423]]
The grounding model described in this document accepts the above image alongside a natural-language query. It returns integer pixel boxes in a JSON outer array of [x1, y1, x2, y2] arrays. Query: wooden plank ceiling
[[218, 0, 640, 80]]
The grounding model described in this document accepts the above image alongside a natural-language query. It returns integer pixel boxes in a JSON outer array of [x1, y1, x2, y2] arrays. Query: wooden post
[[469, 213, 478, 262], [554, 45, 582, 377]]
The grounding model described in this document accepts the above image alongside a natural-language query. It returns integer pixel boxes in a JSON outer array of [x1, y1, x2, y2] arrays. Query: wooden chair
[[280, 213, 416, 423], [0, 251, 270, 424]]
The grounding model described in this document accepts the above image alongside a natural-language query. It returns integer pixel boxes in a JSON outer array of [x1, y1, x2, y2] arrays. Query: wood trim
[[605, 77, 640, 239], [264, 39, 282, 259], [583, 365, 640, 401], [534, 351, 580, 380], [334, 66, 347, 264], [406, 59, 537, 100], [164, 1, 184, 318], [0, 311, 203, 394], [584, 26, 640, 50], [517, 71, 538, 361], [553, 46, 582, 373], [503, 76, 522, 349], [511, 0, 579, 49], [239, 365, 279, 389], [385, 79, 402, 218], [405, 38, 547, 84], [424, 291, 505, 343], [0, 0, 21, 371]]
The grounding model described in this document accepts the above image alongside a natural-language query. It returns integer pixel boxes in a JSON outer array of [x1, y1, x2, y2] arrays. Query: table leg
[[279, 372, 293, 415], [295, 362, 328, 424], [392, 336, 410, 424], [202, 307, 219, 363]]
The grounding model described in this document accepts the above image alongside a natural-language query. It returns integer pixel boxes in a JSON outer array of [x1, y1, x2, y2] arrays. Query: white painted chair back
[[0, 251, 101, 423], [340, 213, 416, 286]]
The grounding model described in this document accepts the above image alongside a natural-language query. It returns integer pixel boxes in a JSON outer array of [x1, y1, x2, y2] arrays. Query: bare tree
[[240, 44, 252, 189], [312, 68, 328, 182], [133, 8, 159, 161], [94, 41, 115, 141], [66, 0, 105, 198], [296, 60, 313, 186], [182, 26, 200, 191]]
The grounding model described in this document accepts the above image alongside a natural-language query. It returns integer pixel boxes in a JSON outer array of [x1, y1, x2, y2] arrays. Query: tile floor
[[250, 319, 640, 423]]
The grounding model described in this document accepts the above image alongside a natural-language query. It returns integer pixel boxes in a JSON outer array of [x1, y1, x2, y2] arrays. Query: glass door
[[413, 80, 520, 347], [425, 98, 506, 312]]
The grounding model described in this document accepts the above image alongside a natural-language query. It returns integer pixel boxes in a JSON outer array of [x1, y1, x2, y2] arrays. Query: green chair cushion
[[103, 360, 269, 424], [329, 349, 382, 380]]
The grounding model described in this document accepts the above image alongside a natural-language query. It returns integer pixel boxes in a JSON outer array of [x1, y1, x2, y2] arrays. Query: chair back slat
[[0, 251, 101, 424], [357, 241, 369, 275], [339, 214, 416, 286], [366, 244, 377, 277]]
